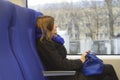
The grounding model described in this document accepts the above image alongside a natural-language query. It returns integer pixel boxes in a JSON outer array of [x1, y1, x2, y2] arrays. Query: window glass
[[28, 0, 120, 55], [8, 0, 26, 7]]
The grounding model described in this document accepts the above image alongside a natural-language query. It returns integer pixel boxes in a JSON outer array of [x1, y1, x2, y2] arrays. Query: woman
[[36, 16, 118, 80]]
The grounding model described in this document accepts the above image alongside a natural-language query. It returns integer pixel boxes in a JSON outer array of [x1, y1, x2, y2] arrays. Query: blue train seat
[[0, 0, 45, 80], [8, 2, 45, 80], [0, 0, 24, 80]]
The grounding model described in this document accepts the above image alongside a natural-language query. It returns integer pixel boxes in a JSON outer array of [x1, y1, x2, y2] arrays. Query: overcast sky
[[28, 0, 104, 6]]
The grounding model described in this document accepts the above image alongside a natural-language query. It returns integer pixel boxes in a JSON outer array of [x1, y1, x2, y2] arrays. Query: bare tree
[[105, 0, 114, 54], [105, 0, 114, 38]]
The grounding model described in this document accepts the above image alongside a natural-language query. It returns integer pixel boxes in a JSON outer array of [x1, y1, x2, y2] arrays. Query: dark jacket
[[36, 39, 119, 80], [36, 39, 83, 70], [36, 39, 85, 80]]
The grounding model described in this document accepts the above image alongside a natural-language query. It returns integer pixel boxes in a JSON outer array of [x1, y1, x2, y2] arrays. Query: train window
[[28, 0, 120, 55], [8, 0, 27, 7]]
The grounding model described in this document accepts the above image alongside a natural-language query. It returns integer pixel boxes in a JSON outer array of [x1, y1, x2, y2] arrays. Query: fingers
[[84, 50, 90, 56], [85, 50, 90, 53], [80, 50, 90, 63], [83, 50, 90, 56]]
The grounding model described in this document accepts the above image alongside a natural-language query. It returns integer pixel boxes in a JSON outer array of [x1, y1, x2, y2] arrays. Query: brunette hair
[[36, 16, 54, 41]]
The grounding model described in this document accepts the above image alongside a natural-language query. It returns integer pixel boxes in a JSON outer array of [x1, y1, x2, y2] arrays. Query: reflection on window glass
[[28, 0, 120, 55]]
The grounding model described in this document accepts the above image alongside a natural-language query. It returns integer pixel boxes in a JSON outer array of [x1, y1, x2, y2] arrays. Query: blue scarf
[[36, 28, 65, 45]]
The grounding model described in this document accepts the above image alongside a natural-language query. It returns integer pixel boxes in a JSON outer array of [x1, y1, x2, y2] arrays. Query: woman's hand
[[80, 50, 90, 63]]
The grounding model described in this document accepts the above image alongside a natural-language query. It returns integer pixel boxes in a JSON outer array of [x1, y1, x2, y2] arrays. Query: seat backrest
[[8, 2, 46, 80], [0, 0, 46, 80], [0, 1, 24, 80]]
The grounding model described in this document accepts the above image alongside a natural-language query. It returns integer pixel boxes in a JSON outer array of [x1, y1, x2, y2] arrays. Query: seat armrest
[[43, 71, 76, 76]]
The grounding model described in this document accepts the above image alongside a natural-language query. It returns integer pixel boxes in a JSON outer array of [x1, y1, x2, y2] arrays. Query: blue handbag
[[82, 52, 104, 76]]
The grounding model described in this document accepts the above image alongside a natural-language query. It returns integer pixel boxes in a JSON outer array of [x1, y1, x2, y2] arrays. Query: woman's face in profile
[[51, 23, 57, 34]]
